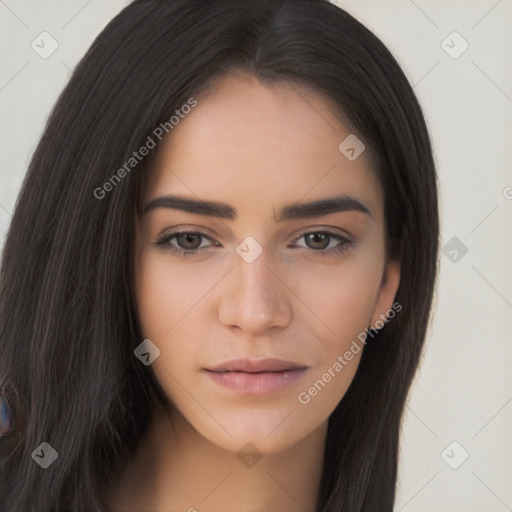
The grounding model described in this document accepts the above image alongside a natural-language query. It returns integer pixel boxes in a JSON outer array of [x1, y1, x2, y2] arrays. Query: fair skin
[[110, 72, 400, 511]]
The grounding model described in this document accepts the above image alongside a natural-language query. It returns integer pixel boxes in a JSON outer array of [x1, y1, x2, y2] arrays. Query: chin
[[194, 408, 315, 455]]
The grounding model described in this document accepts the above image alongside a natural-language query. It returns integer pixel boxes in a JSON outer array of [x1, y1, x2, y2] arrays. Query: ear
[[370, 259, 401, 328]]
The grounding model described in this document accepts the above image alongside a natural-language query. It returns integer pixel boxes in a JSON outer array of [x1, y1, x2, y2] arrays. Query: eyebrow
[[142, 194, 372, 222]]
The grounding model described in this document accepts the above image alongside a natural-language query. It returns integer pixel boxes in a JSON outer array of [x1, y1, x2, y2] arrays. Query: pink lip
[[205, 358, 308, 395], [207, 358, 306, 373]]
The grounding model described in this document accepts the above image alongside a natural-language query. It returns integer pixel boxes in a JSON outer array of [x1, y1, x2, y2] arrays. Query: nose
[[218, 245, 293, 335]]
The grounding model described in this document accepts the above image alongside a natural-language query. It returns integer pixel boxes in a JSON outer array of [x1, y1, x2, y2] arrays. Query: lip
[[207, 358, 306, 373], [204, 358, 309, 395]]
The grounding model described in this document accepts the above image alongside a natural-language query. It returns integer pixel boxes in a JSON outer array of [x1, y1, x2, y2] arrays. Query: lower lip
[[205, 368, 308, 395]]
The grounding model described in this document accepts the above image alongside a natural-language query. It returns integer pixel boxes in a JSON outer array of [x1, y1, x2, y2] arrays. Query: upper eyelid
[[292, 227, 353, 241]]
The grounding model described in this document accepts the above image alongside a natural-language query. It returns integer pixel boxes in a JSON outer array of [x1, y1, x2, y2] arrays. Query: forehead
[[143, 73, 383, 222]]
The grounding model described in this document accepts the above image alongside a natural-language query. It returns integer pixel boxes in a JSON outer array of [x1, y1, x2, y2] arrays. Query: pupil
[[178, 233, 201, 249], [307, 233, 328, 249]]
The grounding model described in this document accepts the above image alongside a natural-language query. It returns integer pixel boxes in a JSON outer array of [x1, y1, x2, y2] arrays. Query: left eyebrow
[[278, 195, 373, 221], [142, 194, 373, 221]]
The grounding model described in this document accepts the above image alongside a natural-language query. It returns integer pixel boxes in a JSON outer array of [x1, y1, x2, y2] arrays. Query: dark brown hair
[[0, 0, 439, 509]]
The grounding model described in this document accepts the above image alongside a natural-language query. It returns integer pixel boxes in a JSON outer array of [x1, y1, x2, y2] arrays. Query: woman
[[0, 0, 439, 510]]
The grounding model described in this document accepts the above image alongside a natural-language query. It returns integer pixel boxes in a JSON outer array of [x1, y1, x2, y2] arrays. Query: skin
[[110, 72, 400, 511]]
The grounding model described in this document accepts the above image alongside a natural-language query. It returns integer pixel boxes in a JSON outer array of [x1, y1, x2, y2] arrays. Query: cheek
[[135, 251, 219, 340], [134, 252, 222, 395], [292, 254, 383, 348], [290, 260, 382, 416], [135, 254, 205, 406]]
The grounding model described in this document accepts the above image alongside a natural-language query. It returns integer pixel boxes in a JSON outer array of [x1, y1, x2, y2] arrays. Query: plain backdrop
[[0, 1, 511, 510]]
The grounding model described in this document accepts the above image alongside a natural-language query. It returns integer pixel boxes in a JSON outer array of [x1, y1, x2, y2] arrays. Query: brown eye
[[304, 232, 330, 250], [154, 230, 219, 257], [175, 233, 203, 250], [292, 230, 353, 256]]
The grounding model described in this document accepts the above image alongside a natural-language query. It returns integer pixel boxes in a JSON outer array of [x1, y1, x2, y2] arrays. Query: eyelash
[[154, 229, 353, 258]]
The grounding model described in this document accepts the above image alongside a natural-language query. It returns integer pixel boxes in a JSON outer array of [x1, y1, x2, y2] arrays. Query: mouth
[[206, 357, 307, 373], [204, 358, 309, 395]]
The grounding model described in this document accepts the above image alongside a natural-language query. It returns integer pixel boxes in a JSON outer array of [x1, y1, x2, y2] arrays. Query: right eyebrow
[[142, 195, 236, 218]]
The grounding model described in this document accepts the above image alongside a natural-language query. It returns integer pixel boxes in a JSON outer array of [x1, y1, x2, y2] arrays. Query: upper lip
[[206, 358, 308, 373]]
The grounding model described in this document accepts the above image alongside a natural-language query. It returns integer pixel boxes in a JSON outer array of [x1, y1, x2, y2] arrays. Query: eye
[[154, 229, 353, 258], [292, 231, 353, 255], [154, 231, 219, 257]]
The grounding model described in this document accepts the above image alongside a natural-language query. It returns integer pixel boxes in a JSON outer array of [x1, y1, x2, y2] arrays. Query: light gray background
[[1, 1, 511, 510]]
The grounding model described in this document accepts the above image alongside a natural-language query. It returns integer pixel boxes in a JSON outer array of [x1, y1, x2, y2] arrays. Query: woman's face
[[134, 73, 400, 454]]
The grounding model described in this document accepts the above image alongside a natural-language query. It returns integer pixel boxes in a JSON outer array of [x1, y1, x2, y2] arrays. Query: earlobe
[[369, 259, 401, 329]]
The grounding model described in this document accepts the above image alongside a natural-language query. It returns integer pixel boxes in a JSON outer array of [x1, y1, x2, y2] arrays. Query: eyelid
[[155, 225, 220, 243], [154, 229, 219, 250], [290, 225, 355, 243]]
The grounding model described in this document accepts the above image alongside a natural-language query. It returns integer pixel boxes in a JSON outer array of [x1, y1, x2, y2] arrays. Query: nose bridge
[[238, 250, 274, 302], [218, 242, 292, 333]]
